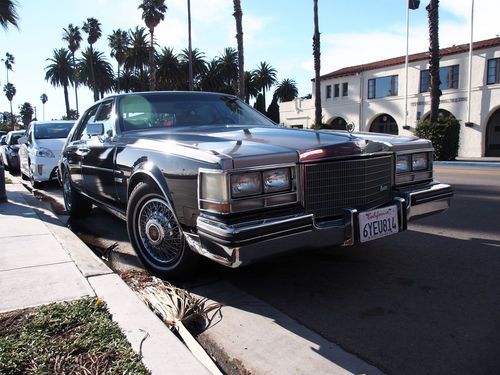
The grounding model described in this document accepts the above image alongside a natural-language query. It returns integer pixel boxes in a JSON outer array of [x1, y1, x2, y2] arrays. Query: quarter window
[[419, 65, 459, 92], [368, 75, 398, 99], [487, 58, 500, 85]]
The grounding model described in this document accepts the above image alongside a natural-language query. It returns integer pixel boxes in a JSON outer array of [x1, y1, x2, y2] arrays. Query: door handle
[[77, 147, 90, 154]]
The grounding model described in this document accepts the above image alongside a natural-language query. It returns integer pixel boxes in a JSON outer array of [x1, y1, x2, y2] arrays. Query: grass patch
[[0, 297, 150, 374], [4, 177, 12, 184]]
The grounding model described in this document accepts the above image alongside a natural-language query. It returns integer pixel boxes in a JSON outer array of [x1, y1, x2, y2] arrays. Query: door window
[[94, 100, 115, 141], [74, 105, 99, 141]]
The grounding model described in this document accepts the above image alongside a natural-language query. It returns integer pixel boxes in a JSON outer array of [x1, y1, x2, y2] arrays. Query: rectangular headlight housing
[[263, 168, 291, 193], [412, 153, 428, 171], [231, 172, 263, 198], [396, 155, 411, 173], [200, 172, 228, 202]]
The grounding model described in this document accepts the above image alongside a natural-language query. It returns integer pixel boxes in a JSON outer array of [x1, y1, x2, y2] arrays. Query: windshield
[[118, 93, 274, 131], [34, 122, 74, 139]]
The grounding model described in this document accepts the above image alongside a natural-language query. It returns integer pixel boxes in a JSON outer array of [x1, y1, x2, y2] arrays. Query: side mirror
[[87, 123, 104, 136], [18, 136, 28, 145]]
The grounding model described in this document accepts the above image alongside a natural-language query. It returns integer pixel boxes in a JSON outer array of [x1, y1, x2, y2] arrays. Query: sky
[[1, 0, 499, 121]]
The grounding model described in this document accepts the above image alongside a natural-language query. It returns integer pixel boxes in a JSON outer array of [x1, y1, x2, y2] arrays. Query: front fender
[[128, 161, 173, 204]]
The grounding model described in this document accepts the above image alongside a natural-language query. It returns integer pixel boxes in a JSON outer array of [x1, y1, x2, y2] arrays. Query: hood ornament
[[346, 122, 355, 135]]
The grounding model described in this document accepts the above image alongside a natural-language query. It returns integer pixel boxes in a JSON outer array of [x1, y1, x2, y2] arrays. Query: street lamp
[[404, 0, 420, 131]]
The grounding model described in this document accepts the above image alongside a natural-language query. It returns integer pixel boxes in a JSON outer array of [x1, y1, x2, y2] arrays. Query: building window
[[487, 58, 500, 84], [367, 75, 398, 99], [326, 85, 332, 99], [420, 65, 459, 92], [342, 82, 348, 96], [334, 84, 340, 97]]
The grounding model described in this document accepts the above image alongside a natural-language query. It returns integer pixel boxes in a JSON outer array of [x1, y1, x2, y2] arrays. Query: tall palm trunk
[[63, 83, 70, 118], [72, 53, 79, 115], [9, 100, 14, 130], [427, 0, 440, 123], [117, 64, 121, 92], [149, 28, 156, 90], [233, 0, 245, 100], [89, 45, 98, 101], [313, 0, 322, 127]]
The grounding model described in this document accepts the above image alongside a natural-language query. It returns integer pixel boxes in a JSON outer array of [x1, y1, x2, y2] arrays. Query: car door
[[81, 99, 118, 204], [64, 105, 99, 190]]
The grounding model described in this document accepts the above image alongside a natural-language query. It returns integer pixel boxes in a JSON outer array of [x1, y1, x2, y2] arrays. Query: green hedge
[[415, 116, 460, 161]]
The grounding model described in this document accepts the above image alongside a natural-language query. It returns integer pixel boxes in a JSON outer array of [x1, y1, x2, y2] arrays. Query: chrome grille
[[302, 155, 393, 218]]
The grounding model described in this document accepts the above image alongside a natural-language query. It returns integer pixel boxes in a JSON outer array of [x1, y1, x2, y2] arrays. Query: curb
[[8, 183, 209, 375], [434, 161, 500, 168]]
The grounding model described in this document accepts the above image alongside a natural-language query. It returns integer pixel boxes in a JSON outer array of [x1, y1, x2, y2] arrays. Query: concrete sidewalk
[[0, 182, 209, 375]]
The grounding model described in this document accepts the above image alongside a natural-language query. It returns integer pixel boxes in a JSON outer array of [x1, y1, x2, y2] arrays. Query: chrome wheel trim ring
[[137, 197, 182, 265]]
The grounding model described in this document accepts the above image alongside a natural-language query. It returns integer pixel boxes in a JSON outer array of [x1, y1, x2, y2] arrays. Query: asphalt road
[[15, 165, 500, 375]]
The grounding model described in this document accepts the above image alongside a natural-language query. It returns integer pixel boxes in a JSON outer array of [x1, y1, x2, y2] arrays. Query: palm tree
[[125, 26, 150, 91], [275, 78, 298, 102], [233, 0, 244, 100], [244, 71, 259, 103], [157, 47, 182, 90], [78, 48, 115, 99], [200, 58, 224, 93], [19, 102, 34, 127], [3, 83, 16, 129], [40, 93, 48, 121], [252, 61, 277, 110], [3, 52, 14, 83], [427, 0, 441, 123], [0, 0, 19, 30], [179, 48, 207, 89], [62, 24, 82, 114], [313, 0, 321, 127], [139, 0, 167, 91], [45, 48, 74, 118], [108, 29, 130, 92], [82, 17, 102, 101], [217, 47, 238, 94]]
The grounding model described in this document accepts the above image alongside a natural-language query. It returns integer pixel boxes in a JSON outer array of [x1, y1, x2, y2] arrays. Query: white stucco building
[[279, 37, 500, 158]]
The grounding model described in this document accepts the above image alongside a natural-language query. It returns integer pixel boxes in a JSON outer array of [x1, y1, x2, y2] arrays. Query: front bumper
[[31, 157, 59, 182], [186, 182, 453, 268]]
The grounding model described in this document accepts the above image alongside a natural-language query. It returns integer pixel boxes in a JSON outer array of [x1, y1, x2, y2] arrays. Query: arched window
[[370, 114, 398, 135], [324, 117, 347, 130], [486, 108, 500, 157]]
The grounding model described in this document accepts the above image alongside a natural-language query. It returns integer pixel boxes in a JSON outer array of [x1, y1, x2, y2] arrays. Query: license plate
[[359, 205, 399, 243]]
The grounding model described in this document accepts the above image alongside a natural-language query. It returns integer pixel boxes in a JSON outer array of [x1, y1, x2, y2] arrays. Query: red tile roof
[[318, 37, 500, 81]]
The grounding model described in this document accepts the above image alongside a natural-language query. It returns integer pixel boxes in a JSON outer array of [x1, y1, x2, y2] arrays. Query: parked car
[[19, 121, 75, 188], [0, 135, 6, 165], [0, 130, 25, 173], [60, 92, 453, 278]]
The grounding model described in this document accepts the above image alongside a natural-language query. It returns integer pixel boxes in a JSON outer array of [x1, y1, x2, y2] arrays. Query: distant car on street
[[18, 121, 74, 188], [0, 130, 25, 173]]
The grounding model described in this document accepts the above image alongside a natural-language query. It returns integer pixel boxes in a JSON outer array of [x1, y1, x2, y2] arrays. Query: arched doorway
[[370, 114, 398, 135], [486, 108, 500, 156], [422, 109, 456, 122], [325, 117, 347, 130]]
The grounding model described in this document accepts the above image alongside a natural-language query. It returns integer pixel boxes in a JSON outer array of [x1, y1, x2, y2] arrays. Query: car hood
[[127, 125, 431, 168], [35, 138, 67, 153]]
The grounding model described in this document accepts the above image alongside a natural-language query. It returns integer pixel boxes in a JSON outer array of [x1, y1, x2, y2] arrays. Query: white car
[[19, 121, 74, 187]]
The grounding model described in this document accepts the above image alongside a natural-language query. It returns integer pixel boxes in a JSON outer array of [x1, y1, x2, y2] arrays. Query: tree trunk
[[313, 0, 322, 128], [427, 0, 441, 123], [63, 83, 70, 118], [233, 0, 245, 100], [117, 64, 121, 93], [149, 28, 156, 91], [72, 53, 79, 115], [89, 45, 99, 102], [9, 100, 14, 130]]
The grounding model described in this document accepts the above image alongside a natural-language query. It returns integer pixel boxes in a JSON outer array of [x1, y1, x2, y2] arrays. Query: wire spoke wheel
[[137, 197, 183, 265], [63, 172, 72, 211]]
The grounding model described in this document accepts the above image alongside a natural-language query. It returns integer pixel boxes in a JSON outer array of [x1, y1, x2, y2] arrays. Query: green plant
[[415, 116, 460, 161]]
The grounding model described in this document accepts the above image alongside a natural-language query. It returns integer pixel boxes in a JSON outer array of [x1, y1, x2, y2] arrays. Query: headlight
[[231, 172, 262, 198], [200, 172, 228, 202], [396, 155, 411, 173], [412, 153, 428, 171], [36, 147, 54, 158], [263, 168, 291, 193]]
